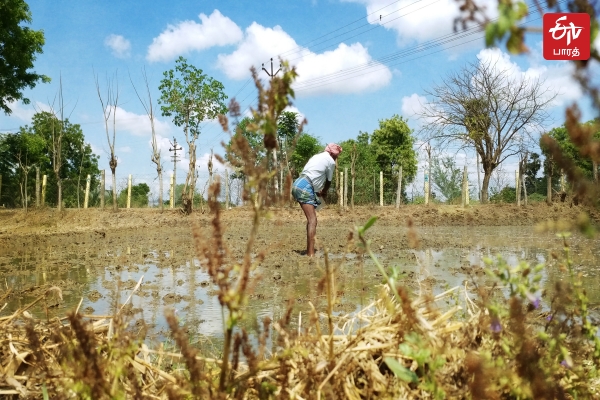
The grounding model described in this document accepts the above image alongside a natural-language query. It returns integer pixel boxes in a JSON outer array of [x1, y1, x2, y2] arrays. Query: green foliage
[[490, 186, 516, 203], [158, 57, 228, 139], [225, 117, 266, 180], [0, 112, 100, 207], [484, 0, 528, 54], [289, 132, 322, 177], [384, 357, 418, 383], [32, 112, 100, 207], [336, 116, 418, 204], [463, 98, 491, 141], [277, 111, 300, 146], [0, 129, 46, 207], [0, 0, 50, 115], [337, 132, 378, 203], [118, 183, 150, 208], [159, 56, 227, 213], [371, 115, 417, 184], [544, 121, 600, 181], [431, 155, 462, 203]]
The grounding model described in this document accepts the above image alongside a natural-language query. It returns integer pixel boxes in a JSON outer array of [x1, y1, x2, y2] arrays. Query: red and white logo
[[543, 13, 590, 60]]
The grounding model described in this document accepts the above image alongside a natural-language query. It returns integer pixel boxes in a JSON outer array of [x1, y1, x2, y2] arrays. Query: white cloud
[[401, 93, 427, 118], [110, 106, 171, 137], [118, 146, 132, 153], [147, 10, 243, 62], [476, 48, 581, 107], [284, 105, 306, 125], [4, 100, 51, 123], [344, 0, 497, 45], [104, 34, 131, 58], [217, 22, 392, 96]]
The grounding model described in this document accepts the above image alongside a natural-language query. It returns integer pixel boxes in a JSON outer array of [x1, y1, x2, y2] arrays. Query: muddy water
[[1, 225, 600, 342]]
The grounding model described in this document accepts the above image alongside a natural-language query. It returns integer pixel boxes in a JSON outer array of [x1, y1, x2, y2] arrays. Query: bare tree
[[44, 75, 70, 211], [130, 67, 164, 211], [94, 70, 120, 211], [420, 58, 556, 202]]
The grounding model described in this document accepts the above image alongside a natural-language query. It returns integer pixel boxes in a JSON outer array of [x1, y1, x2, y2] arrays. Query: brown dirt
[[1, 203, 598, 338], [1, 202, 596, 235]]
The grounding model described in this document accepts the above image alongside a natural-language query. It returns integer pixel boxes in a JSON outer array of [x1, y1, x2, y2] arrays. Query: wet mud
[[1, 204, 600, 341]]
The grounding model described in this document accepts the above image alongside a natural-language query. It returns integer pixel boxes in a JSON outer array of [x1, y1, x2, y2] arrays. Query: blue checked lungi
[[292, 175, 321, 207]]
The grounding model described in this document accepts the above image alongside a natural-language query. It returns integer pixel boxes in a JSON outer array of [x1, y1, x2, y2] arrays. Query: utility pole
[[262, 57, 282, 80], [424, 145, 431, 205], [169, 137, 182, 202], [262, 58, 282, 196]]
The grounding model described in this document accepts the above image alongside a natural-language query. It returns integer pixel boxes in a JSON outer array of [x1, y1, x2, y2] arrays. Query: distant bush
[[490, 186, 516, 203]]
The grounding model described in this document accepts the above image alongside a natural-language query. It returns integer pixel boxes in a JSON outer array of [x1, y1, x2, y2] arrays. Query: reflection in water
[[1, 226, 599, 342]]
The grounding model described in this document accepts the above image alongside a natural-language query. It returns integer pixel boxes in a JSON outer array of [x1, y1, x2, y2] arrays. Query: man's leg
[[300, 202, 317, 256]]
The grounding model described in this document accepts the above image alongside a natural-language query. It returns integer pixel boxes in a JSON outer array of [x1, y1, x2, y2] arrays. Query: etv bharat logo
[[543, 13, 590, 60]]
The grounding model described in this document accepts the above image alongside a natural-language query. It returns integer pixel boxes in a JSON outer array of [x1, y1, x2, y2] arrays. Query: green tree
[[277, 111, 301, 175], [337, 132, 379, 204], [545, 122, 600, 180], [371, 115, 418, 203], [0, 112, 100, 208], [523, 152, 544, 195], [431, 155, 462, 203], [159, 56, 227, 214], [0, 130, 46, 208], [225, 117, 266, 181], [118, 183, 150, 208], [0, 0, 50, 115], [289, 132, 322, 178], [29, 111, 100, 207]]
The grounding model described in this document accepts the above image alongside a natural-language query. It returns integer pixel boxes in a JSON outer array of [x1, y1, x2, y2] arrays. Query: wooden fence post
[[170, 173, 174, 209], [100, 170, 105, 209], [462, 168, 466, 208], [344, 167, 348, 210], [42, 175, 47, 206], [522, 174, 528, 206], [127, 174, 132, 208], [0, 174, 2, 206], [424, 172, 430, 205], [36, 167, 40, 207], [396, 166, 403, 209], [339, 171, 344, 208], [380, 171, 384, 206], [84, 174, 91, 209], [225, 170, 230, 210], [516, 170, 520, 206], [464, 166, 469, 206]]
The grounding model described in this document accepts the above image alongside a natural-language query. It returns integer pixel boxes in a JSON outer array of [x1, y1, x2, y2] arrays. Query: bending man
[[291, 143, 342, 257]]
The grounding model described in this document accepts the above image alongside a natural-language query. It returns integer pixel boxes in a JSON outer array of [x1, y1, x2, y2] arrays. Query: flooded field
[[2, 205, 600, 344]]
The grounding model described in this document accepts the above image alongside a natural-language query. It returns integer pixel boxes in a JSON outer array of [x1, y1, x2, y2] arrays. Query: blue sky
[[1, 0, 599, 201]]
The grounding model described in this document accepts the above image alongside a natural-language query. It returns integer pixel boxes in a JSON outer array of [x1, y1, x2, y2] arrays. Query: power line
[[284, 0, 443, 64]]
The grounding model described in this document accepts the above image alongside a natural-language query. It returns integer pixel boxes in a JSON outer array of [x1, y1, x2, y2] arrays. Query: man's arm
[[319, 180, 331, 198]]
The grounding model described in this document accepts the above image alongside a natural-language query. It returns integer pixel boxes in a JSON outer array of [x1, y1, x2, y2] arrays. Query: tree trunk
[[24, 170, 28, 212], [546, 171, 552, 205], [57, 179, 63, 211], [111, 170, 117, 211], [481, 171, 491, 203], [158, 168, 163, 211]]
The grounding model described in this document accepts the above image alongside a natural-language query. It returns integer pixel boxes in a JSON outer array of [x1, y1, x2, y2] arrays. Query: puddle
[[1, 225, 600, 342]]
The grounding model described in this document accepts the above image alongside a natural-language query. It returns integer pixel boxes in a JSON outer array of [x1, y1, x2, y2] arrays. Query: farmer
[[291, 143, 342, 257]]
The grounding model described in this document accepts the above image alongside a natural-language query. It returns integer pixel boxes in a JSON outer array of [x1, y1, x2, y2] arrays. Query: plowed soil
[[1, 203, 599, 340]]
